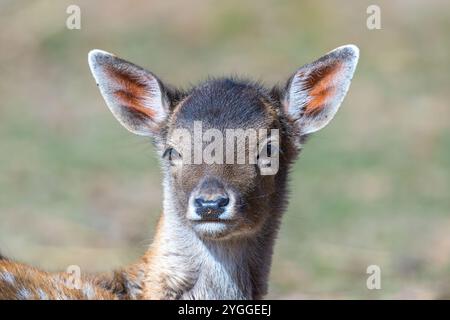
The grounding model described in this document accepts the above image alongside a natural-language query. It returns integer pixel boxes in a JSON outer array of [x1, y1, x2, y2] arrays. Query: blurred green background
[[0, 0, 449, 299]]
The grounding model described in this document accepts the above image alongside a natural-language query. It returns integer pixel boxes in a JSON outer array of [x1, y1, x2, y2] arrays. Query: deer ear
[[284, 45, 359, 136], [88, 50, 169, 136]]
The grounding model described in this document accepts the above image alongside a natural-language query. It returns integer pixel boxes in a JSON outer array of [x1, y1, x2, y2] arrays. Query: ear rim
[[286, 44, 359, 136], [88, 49, 169, 137]]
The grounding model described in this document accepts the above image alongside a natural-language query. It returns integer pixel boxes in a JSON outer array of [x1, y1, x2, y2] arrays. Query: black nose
[[194, 196, 229, 217]]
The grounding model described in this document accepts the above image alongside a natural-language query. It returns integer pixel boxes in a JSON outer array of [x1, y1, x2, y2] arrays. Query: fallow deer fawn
[[0, 45, 359, 299]]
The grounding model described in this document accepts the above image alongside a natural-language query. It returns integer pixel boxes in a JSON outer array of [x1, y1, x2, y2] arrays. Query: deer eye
[[257, 140, 279, 170], [163, 147, 182, 165], [257, 141, 278, 160]]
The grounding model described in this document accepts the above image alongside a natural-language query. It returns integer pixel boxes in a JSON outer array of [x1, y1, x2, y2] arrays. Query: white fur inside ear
[[288, 44, 359, 135], [88, 49, 166, 136]]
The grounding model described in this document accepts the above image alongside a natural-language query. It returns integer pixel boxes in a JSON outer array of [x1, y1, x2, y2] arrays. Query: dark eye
[[257, 141, 278, 160], [266, 142, 272, 158], [256, 140, 279, 171], [163, 147, 182, 165]]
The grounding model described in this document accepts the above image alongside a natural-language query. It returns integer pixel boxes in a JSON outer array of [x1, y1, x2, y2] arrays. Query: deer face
[[88, 45, 359, 240], [162, 81, 283, 240]]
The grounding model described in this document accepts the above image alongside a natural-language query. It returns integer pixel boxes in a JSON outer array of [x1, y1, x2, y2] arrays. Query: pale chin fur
[[192, 222, 232, 240]]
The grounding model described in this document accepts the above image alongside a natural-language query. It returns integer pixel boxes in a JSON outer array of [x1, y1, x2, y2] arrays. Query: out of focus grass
[[0, 0, 449, 299]]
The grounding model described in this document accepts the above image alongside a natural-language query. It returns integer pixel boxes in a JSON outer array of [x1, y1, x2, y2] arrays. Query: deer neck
[[136, 190, 281, 300]]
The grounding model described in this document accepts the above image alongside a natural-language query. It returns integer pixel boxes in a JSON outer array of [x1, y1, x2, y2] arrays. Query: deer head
[[88, 45, 359, 242]]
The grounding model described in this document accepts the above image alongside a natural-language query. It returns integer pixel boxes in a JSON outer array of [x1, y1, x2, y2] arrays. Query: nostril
[[194, 196, 229, 217], [217, 197, 229, 208], [194, 197, 205, 208], [195, 196, 229, 208]]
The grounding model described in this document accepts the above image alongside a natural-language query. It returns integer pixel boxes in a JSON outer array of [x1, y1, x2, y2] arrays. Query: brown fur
[[0, 260, 117, 300]]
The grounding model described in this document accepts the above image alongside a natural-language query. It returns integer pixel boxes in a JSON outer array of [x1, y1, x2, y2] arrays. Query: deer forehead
[[170, 79, 279, 132]]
